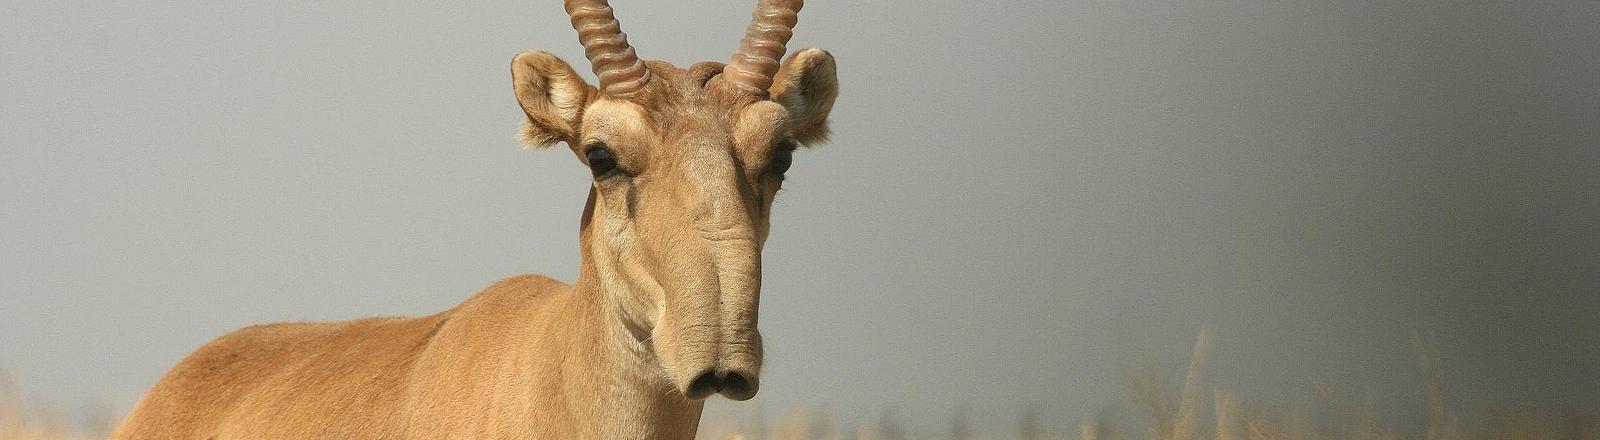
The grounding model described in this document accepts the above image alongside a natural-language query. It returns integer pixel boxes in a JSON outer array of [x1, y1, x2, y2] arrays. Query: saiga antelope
[[110, 0, 837, 437]]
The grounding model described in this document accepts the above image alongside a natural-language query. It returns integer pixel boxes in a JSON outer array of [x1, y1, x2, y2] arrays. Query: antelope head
[[510, 0, 837, 401]]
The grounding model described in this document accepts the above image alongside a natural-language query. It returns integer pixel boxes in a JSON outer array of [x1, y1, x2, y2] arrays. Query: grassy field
[[5, 331, 1592, 439], [0, 391, 96, 440], [707, 332, 1596, 440]]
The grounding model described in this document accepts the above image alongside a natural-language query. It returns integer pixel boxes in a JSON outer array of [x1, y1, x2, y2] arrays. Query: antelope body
[[110, 0, 837, 438]]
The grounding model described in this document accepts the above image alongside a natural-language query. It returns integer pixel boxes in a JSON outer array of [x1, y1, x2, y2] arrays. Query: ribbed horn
[[564, 0, 650, 97], [723, 0, 803, 96]]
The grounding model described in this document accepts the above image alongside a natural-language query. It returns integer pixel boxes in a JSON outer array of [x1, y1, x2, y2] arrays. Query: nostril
[[721, 371, 750, 392], [685, 370, 720, 400], [718, 370, 756, 401]]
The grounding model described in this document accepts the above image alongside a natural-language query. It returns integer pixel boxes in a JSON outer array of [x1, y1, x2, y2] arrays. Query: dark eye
[[585, 144, 618, 177], [768, 144, 795, 175]]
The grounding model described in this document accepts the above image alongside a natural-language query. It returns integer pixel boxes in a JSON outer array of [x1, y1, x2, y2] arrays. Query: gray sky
[[3, 0, 1598, 437]]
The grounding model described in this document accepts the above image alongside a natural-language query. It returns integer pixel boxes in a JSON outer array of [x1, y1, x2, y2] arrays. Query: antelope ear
[[769, 48, 838, 146], [511, 51, 597, 148]]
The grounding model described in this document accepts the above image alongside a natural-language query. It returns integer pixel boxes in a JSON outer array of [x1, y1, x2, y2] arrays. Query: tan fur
[[112, 49, 837, 439]]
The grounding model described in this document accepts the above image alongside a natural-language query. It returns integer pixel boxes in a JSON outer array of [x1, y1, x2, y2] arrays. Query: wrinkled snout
[[661, 306, 764, 401], [654, 145, 770, 400], [655, 226, 765, 400]]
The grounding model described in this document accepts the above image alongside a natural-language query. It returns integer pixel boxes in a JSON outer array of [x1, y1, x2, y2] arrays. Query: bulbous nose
[[683, 368, 759, 401]]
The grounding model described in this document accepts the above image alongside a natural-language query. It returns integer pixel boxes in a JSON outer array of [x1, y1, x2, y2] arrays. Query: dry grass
[[3, 330, 1592, 439], [0, 376, 98, 440], [724, 330, 1596, 440]]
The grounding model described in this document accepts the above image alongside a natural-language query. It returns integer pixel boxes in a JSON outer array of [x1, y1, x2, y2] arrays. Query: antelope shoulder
[[113, 274, 571, 438]]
